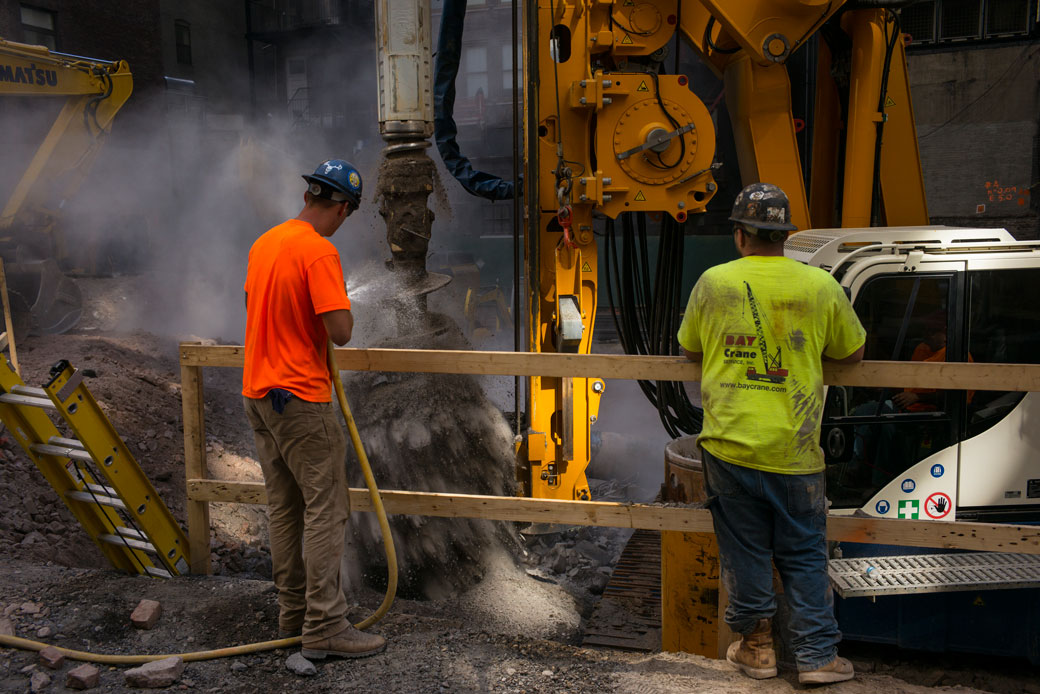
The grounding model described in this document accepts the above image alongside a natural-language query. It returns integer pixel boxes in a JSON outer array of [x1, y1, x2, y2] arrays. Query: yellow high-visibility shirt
[[677, 255, 865, 474]]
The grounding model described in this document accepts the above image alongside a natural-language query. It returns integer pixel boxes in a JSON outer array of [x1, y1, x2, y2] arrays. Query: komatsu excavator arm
[[0, 37, 132, 334]]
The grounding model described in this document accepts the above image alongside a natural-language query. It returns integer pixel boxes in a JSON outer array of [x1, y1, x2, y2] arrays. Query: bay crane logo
[[741, 282, 788, 385]]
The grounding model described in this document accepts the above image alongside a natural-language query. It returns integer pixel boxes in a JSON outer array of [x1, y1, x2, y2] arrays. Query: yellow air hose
[[0, 341, 397, 664]]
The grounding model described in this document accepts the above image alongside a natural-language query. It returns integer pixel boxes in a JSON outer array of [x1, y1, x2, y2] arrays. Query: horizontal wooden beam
[[186, 480, 715, 532], [187, 479, 1040, 554], [179, 343, 1040, 391]]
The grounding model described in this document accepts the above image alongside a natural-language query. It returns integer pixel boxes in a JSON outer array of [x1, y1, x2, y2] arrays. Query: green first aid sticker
[[898, 499, 920, 519]]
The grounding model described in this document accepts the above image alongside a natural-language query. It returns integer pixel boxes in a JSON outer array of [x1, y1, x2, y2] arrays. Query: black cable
[[704, 16, 740, 55], [644, 71, 686, 170], [547, 0, 571, 191], [869, 10, 900, 226], [73, 460, 151, 575], [673, 0, 682, 74], [604, 212, 703, 436], [791, 2, 834, 56]]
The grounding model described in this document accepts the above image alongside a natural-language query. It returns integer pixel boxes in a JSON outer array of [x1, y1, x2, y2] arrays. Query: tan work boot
[[301, 625, 386, 659], [726, 618, 777, 679], [799, 656, 854, 684]]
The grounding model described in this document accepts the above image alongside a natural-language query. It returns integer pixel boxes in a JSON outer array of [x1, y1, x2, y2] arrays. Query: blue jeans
[[701, 446, 840, 671]]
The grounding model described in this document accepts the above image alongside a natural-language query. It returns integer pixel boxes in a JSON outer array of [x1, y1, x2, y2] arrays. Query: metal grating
[[581, 529, 662, 651], [940, 0, 983, 40], [985, 0, 1030, 36], [829, 552, 1040, 598], [902, 1, 937, 43]]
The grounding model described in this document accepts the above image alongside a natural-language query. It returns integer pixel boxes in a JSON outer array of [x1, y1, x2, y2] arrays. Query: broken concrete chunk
[[67, 663, 101, 690], [29, 671, 51, 693], [285, 652, 316, 677], [124, 656, 184, 688], [130, 599, 163, 630], [0, 617, 14, 636], [39, 645, 65, 669], [19, 601, 40, 614]]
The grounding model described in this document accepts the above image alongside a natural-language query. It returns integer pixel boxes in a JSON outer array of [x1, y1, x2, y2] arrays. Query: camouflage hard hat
[[728, 182, 797, 239]]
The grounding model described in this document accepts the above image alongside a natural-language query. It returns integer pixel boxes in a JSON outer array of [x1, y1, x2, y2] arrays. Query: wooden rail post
[[180, 341, 211, 574]]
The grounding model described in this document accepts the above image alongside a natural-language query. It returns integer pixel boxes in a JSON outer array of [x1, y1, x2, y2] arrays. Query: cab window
[[965, 268, 1040, 437], [823, 274, 956, 509]]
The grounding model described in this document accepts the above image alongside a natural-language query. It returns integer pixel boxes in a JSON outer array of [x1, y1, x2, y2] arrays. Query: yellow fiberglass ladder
[[0, 356, 189, 577]]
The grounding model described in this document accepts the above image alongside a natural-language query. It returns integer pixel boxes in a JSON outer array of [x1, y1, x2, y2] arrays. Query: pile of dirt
[[342, 312, 521, 599]]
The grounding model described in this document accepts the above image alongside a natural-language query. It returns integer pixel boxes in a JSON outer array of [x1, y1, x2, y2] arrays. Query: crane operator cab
[[786, 226, 1040, 524]]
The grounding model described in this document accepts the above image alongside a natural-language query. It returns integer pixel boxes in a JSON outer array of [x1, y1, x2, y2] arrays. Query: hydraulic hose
[[326, 338, 398, 630], [0, 342, 397, 664]]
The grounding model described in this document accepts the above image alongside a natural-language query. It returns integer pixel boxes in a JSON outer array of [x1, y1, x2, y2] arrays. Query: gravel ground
[[0, 281, 1037, 692]]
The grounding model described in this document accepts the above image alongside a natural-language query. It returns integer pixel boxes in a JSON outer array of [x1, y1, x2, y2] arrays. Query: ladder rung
[[145, 567, 173, 579], [0, 393, 55, 410], [84, 483, 118, 497], [115, 526, 148, 541], [99, 533, 156, 553], [67, 490, 126, 510], [32, 443, 93, 462], [48, 436, 86, 450], [11, 385, 47, 397]]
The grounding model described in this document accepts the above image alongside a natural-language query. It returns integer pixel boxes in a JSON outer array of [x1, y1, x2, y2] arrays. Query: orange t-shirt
[[242, 219, 351, 402]]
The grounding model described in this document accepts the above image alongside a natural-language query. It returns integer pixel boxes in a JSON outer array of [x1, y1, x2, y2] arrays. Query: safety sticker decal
[[898, 500, 919, 519], [875, 500, 890, 515], [581, 261, 591, 272], [885, 96, 896, 108], [634, 190, 646, 201], [925, 492, 952, 519], [621, 34, 634, 45], [636, 79, 648, 91], [901, 478, 916, 493], [930, 463, 944, 478]]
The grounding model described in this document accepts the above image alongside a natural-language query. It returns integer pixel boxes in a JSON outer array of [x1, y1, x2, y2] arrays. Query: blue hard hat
[[302, 159, 363, 208]]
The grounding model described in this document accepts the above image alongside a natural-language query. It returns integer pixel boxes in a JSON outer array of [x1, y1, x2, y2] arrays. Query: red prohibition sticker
[[925, 492, 952, 519]]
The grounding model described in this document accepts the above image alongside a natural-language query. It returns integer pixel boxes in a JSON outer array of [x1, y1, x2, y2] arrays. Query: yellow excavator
[[0, 37, 132, 336], [520, 0, 927, 504]]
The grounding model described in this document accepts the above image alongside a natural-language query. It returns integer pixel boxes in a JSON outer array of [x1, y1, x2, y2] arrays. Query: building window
[[175, 20, 192, 66], [20, 5, 57, 50], [501, 43, 523, 90], [903, 0, 1034, 46], [985, 0, 1031, 35], [463, 45, 488, 99]]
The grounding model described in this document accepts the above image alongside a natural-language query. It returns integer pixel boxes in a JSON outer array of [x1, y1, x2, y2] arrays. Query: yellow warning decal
[[621, 34, 634, 45], [885, 96, 896, 108], [973, 596, 985, 607], [634, 190, 646, 201], [623, 0, 635, 5], [581, 261, 592, 272], [636, 80, 648, 92]]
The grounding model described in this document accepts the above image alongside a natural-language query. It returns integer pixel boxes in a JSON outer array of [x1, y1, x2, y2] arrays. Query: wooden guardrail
[[179, 342, 1040, 574]]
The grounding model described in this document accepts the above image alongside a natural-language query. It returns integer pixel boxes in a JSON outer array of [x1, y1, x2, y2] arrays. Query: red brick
[[66, 663, 100, 690], [39, 645, 65, 669], [130, 599, 162, 630]]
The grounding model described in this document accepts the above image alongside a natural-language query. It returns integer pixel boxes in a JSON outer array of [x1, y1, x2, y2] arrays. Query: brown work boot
[[799, 656, 854, 684], [301, 625, 386, 660], [726, 618, 777, 679]]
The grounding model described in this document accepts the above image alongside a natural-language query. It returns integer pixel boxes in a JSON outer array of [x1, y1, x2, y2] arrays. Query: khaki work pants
[[244, 395, 350, 640]]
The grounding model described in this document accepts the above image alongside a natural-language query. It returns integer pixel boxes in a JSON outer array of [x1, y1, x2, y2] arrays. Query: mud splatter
[[788, 329, 807, 352], [788, 377, 823, 457]]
